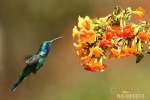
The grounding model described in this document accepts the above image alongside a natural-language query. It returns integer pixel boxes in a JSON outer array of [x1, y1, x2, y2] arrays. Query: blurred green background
[[0, 0, 150, 100]]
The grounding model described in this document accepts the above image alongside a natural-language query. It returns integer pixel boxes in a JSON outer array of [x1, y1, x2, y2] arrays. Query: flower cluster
[[72, 5, 150, 72]]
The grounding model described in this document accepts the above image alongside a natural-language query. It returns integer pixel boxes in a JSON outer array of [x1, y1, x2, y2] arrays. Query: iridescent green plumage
[[11, 36, 62, 91]]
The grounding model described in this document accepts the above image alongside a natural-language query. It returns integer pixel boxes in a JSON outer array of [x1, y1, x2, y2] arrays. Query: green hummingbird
[[11, 36, 62, 91]]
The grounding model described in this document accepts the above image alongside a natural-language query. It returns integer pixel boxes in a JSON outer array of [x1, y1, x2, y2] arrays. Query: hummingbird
[[11, 36, 63, 91]]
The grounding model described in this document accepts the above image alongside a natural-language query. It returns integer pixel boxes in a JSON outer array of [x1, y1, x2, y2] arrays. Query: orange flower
[[78, 30, 95, 43], [99, 39, 110, 47], [120, 45, 134, 57], [137, 32, 150, 42], [112, 27, 123, 38], [73, 43, 88, 59], [78, 16, 92, 30], [84, 63, 106, 72], [81, 56, 91, 64], [108, 48, 120, 59], [123, 25, 133, 39], [73, 6, 149, 72], [128, 46, 137, 55], [82, 58, 106, 72], [132, 7, 145, 20], [128, 40, 137, 55], [89, 46, 103, 57], [104, 27, 115, 40], [72, 26, 79, 38]]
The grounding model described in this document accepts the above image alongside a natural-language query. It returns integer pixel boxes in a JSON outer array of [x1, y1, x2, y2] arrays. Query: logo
[[110, 86, 149, 99]]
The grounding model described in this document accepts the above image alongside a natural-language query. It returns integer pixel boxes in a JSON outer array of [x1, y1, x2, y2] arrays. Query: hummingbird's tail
[[11, 76, 25, 91], [50, 36, 63, 42]]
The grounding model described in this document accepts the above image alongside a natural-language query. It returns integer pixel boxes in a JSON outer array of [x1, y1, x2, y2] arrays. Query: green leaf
[[135, 53, 144, 63]]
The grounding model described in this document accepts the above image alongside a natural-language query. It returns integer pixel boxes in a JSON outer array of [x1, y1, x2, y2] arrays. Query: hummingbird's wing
[[26, 55, 45, 74], [26, 55, 41, 65]]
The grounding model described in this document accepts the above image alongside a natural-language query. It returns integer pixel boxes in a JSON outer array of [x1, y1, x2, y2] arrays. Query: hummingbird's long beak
[[49, 36, 63, 42]]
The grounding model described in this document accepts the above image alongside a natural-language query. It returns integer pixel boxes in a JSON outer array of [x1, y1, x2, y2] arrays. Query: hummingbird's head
[[38, 36, 63, 56]]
